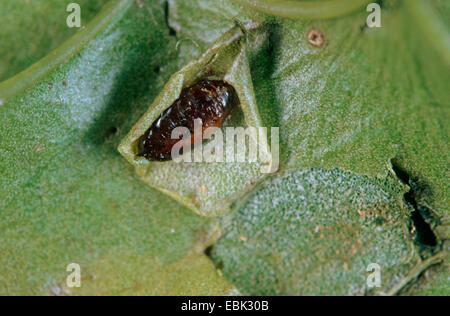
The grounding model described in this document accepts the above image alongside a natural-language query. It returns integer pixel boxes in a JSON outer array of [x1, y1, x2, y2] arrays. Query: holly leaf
[[0, 0, 447, 295], [0, 0, 232, 295]]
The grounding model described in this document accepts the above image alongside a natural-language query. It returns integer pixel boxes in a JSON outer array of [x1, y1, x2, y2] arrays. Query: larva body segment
[[138, 80, 238, 161]]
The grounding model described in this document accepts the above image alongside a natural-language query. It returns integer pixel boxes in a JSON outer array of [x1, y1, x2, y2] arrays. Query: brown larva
[[138, 79, 238, 161]]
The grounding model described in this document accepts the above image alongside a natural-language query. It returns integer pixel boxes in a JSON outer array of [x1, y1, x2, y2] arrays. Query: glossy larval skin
[[138, 80, 238, 161]]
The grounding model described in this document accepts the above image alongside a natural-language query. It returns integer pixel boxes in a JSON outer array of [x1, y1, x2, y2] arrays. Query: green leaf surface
[[168, 0, 448, 218], [0, 0, 448, 295], [0, 0, 107, 82], [255, 3, 449, 217], [169, 0, 448, 295], [0, 0, 232, 295], [211, 169, 418, 295]]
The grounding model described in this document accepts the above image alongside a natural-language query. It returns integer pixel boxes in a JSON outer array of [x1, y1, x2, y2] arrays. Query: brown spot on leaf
[[307, 28, 325, 47]]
